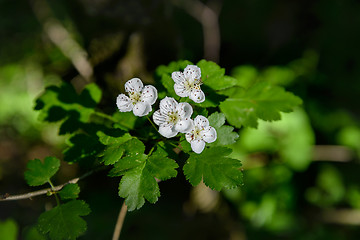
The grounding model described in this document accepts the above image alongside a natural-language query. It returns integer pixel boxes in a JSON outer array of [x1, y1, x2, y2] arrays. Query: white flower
[[153, 97, 193, 138], [185, 115, 217, 154], [171, 65, 205, 103], [116, 78, 157, 117]]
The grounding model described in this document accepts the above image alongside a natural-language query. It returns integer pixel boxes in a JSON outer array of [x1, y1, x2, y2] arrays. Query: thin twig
[[112, 201, 128, 240], [112, 178, 161, 240], [0, 167, 104, 202], [146, 115, 158, 132]]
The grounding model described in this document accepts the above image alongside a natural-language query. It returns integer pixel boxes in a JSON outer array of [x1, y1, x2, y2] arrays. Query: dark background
[[1, 0, 360, 239]]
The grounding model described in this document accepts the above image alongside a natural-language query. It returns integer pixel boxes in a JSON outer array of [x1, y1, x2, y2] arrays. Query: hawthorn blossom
[[171, 65, 205, 103], [185, 115, 217, 154], [153, 97, 193, 138], [116, 78, 157, 117]]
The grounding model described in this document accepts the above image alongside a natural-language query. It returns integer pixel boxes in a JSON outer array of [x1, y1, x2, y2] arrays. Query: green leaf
[[34, 82, 102, 134], [119, 165, 160, 211], [59, 183, 80, 200], [208, 112, 239, 146], [63, 134, 104, 163], [24, 157, 60, 186], [110, 142, 178, 211], [24, 225, 46, 240], [98, 132, 133, 165], [208, 111, 226, 129], [238, 109, 314, 170], [37, 200, 91, 240], [231, 65, 258, 89], [147, 148, 178, 181], [219, 81, 302, 128], [197, 60, 237, 90], [0, 219, 18, 240], [183, 147, 243, 191]]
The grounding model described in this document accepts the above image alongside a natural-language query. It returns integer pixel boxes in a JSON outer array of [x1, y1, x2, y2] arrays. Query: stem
[[112, 201, 128, 240], [148, 145, 156, 156], [146, 115, 158, 132], [48, 179, 60, 206], [168, 142, 180, 149], [0, 166, 107, 202], [93, 111, 117, 123]]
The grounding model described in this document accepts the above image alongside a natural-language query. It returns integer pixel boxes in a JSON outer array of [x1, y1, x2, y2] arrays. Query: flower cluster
[[116, 65, 216, 154]]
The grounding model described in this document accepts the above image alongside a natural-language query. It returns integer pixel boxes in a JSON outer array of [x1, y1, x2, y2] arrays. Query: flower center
[[129, 91, 142, 104], [192, 126, 202, 140], [167, 111, 180, 125], [184, 80, 200, 92]]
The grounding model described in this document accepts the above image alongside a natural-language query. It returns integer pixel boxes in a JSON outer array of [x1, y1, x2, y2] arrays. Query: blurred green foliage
[[1, 0, 360, 239]]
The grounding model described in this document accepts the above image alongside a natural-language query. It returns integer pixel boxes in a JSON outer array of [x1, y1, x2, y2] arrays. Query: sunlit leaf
[[183, 147, 243, 190], [219, 81, 302, 128], [109, 143, 178, 211], [208, 112, 239, 146]]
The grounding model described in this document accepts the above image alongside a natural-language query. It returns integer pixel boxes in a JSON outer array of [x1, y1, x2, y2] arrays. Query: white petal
[[171, 71, 186, 84], [176, 102, 193, 119], [153, 110, 166, 126], [191, 139, 206, 154], [190, 89, 205, 103], [125, 78, 143, 93], [174, 83, 189, 97], [116, 94, 133, 112], [175, 119, 193, 133], [194, 115, 209, 129], [185, 130, 194, 143], [202, 126, 217, 143], [141, 85, 158, 105], [159, 97, 177, 115], [159, 124, 178, 138], [133, 102, 151, 117], [184, 65, 201, 81]]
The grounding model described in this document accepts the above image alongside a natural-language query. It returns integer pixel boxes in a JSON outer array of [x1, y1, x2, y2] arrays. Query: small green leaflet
[[196, 60, 233, 108], [98, 132, 133, 165], [59, 183, 80, 200], [109, 143, 178, 211], [219, 81, 302, 128], [37, 200, 91, 240], [207, 112, 239, 146], [183, 147, 243, 191], [197, 60, 237, 90], [24, 157, 60, 186]]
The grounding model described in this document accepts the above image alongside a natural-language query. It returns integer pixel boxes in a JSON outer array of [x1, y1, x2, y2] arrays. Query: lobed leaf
[[59, 183, 80, 200], [109, 143, 178, 211], [24, 157, 60, 186], [147, 148, 178, 181], [208, 112, 239, 146], [34, 82, 102, 135], [63, 134, 104, 163], [219, 81, 302, 128], [98, 132, 133, 165], [197, 60, 237, 90], [183, 147, 243, 191], [37, 200, 91, 240]]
